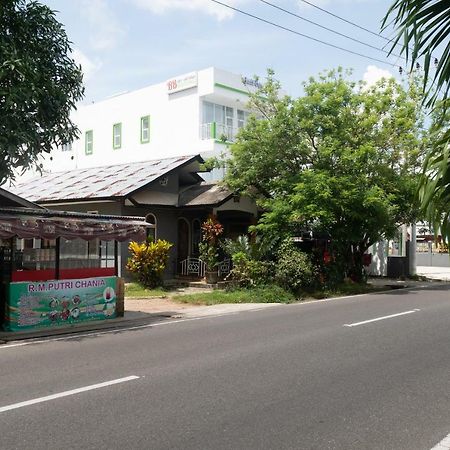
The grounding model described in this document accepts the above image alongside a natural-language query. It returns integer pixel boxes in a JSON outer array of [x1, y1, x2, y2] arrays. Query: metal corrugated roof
[[11, 155, 198, 202], [179, 183, 232, 207]]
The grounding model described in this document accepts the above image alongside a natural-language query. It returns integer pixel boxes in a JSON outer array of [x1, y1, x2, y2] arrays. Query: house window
[[202, 102, 235, 141], [85, 130, 93, 155], [145, 213, 157, 241], [202, 102, 234, 128], [61, 143, 72, 152], [113, 123, 122, 149], [237, 110, 250, 129], [140, 116, 150, 143], [99, 240, 115, 268]]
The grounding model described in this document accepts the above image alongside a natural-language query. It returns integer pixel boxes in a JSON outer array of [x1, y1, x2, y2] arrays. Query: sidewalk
[[416, 265, 450, 282]]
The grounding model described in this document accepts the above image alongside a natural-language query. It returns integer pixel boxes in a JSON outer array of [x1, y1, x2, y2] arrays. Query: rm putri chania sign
[[167, 72, 198, 94]]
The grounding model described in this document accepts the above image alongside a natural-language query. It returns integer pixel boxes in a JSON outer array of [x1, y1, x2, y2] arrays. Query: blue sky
[[42, 0, 402, 103]]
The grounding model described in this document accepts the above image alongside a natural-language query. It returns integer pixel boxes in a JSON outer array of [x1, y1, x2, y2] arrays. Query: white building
[[42, 67, 261, 178]]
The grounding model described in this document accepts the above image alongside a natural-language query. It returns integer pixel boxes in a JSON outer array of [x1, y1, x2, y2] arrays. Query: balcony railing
[[200, 122, 238, 142]]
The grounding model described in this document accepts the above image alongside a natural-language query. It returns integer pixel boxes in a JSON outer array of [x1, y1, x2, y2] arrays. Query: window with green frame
[[85, 130, 93, 155], [113, 123, 122, 149], [140, 115, 150, 143]]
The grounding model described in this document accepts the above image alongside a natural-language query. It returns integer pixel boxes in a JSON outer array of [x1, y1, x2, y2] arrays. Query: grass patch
[[173, 282, 384, 305], [125, 282, 168, 298], [173, 285, 295, 305], [306, 281, 385, 300]]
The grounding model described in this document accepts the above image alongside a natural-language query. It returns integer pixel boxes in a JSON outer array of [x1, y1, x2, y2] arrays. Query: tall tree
[[225, 69, 426, 280], [384, 0, 450, 242], [0, 0, 84, 184]]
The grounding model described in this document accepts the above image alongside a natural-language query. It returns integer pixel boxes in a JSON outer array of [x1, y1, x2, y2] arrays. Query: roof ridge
[[17, 154, 200, 183]]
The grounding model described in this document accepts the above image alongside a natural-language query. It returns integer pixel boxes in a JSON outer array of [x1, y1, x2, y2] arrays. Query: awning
[[0, 215, 148, 242]]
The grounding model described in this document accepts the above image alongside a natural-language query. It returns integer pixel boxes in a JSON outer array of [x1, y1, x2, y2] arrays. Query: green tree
[[226, 69, 426, 281], [0, 0, 84, 184], [384, 0, 450, 242]]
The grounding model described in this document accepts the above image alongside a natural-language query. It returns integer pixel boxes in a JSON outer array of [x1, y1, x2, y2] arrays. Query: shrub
[[126, 239, 173, 288], [199, 217, 224, 273], [275, 240, 317, 293], [228, 251, 274, 287]]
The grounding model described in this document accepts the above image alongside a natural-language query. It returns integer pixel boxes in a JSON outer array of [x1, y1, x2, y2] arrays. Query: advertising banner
[[5, 277, 117, 331]]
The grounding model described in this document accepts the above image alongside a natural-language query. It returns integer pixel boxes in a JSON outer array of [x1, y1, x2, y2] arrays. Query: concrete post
[[409, 223, 417, 276]]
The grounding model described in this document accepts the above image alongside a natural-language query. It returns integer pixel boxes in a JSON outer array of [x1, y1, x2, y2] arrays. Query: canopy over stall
[[0, 207, 148, 242]]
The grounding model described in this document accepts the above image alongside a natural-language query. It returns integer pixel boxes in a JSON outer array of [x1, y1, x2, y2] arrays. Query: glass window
[[61, 143, 72, 152], [18, 238, 56, 271], [202, 102, 234, 127], [85, 130, 93, 155], [237, 110, 249, 128], [113, 123, 122, 149], [226, 107, 234, 127], [141, 116, 150, 143], [145, 213, 157, 241], [100, 240, 115, 268], [214, 104, 224, 125], [203, 101, 214, 123]]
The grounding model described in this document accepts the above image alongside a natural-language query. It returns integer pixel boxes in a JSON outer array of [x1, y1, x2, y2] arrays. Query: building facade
[[41, 67, 260, 179]]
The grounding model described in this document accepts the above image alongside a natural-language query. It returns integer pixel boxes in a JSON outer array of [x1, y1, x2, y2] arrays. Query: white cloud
[[71, 48, 102, 82], [131, 0, 248, 21], [80, 0, 124, 50], [363, 65, 394, 87]]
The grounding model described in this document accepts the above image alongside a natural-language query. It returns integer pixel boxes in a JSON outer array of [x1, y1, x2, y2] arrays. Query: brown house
[[10, 155, 257, 279]]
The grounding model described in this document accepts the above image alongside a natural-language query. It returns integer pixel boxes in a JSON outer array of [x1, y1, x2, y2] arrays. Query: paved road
[[1, 284, 450, 450]]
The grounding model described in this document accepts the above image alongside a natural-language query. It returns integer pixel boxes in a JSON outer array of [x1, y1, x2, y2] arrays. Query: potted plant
[[199, 217, 223, 284], [199, 242, 219, 284]]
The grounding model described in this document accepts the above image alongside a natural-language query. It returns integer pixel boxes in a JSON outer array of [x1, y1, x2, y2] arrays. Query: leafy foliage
[[384, 0, 450, 107], [226, 69, 426, 280], [0, 0, 84, 184], [199, 217, 223, 272], [199, 241, 220, 272], [221, 235, 274, 287], [227, 251, 274, 288], [201, 217, 223, 243], [275, 240, 317, 293], [384, 1, 450, 242], [126, 239, 173, 288]]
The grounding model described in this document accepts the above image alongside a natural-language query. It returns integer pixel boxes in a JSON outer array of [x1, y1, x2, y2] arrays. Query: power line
[[210, 0, 401, 68], [298, 0, 397, 46], [297, 0, 440, 69], [258, 0, 405, 61]]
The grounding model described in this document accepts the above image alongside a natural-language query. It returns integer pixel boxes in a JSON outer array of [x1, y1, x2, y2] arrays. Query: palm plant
[[384, 0, 450, 242]]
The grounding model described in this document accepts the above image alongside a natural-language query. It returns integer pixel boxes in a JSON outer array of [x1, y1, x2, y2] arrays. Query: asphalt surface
[[0, 284, 449, 450]]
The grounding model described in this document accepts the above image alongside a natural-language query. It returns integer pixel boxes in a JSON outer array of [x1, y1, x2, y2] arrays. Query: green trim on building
[[140, 115, 150, 144], [112, 123, 122, 149], [85, 130, 93, 155], [210, 122, 217, 139], [214, 83, 250, 97]]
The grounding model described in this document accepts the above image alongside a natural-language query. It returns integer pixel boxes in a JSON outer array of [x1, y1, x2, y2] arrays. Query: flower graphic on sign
[[103, 287, 115, 302]]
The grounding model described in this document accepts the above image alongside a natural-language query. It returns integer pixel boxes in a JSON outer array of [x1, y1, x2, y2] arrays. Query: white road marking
[[430, 432, 450, 449], [0, 375, 140, 413], [343, 309, 420, 327]]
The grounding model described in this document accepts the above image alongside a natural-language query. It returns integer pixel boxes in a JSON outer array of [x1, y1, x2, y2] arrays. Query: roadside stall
[[0, 207, 150, 332]]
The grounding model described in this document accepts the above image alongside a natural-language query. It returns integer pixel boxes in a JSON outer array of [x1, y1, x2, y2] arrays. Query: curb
[[0, 313, 174, 343]]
